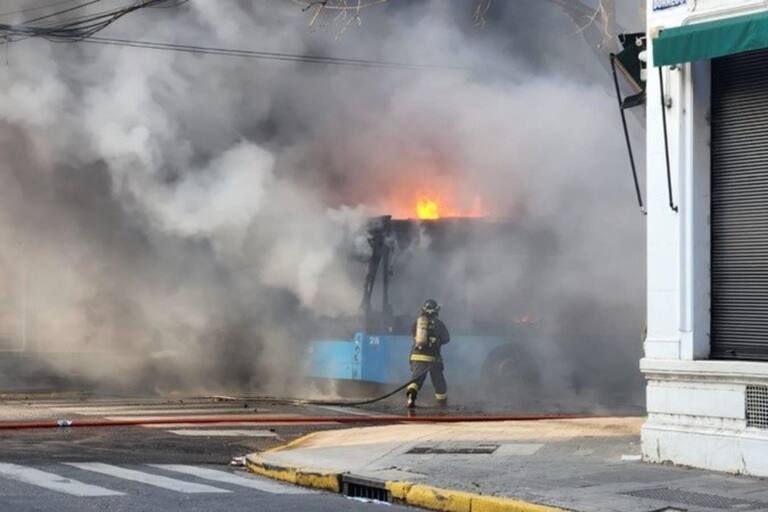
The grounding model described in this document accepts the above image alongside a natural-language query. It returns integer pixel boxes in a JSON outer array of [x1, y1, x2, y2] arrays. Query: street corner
[[245, 452, 342, 493], [244, 430, 568, 512], [244, 452, 567, 512]]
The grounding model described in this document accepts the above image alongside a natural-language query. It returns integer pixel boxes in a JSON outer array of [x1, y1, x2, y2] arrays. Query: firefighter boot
[[407, 383, 419, 408], [435, 393, 447, 408]]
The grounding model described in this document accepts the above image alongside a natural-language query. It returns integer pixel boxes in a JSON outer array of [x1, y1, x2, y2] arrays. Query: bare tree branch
[[290, 0, 387, 12], [290, 0, 385, 34], [473, 0, 493, 29]]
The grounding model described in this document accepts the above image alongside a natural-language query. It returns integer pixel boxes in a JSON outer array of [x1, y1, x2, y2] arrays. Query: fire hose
[[0, 363, 603, 430], [295, 360, 436, 407], [0, 362, 605, 430]]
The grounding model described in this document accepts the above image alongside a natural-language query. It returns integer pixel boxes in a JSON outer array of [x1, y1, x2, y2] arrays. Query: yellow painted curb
[[385, 481, 564, 512], [246, 441, 564, 512], [245, 454, 341, 493], [396, 482, 474, 512], [471, 494, 564, 512]]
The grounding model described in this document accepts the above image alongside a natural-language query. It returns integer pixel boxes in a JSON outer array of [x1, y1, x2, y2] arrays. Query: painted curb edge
[[245, 452, 565, 512]]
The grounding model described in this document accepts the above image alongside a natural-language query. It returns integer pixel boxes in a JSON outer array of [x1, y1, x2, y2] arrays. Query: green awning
[[653, 10, 768, 67]]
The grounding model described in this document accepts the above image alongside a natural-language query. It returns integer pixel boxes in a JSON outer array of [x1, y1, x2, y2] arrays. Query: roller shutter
[[711, 48, 768, 360]]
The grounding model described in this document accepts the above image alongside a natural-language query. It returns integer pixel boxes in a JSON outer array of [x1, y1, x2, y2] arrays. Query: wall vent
[[746, 385, 768, 429]]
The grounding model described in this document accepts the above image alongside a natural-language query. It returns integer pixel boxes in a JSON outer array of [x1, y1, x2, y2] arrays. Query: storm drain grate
[[746, 385, 768, 429], [341, 475, 391, 503], [623, 487, 767, 510], [407, 444, 499, 454]]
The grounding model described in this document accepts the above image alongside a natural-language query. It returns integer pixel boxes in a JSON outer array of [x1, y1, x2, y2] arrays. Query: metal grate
[[341, 475, 391, 503], [746, 385, 768, 429], [623, 487, 767, 510], [406, 444, 499, 455]]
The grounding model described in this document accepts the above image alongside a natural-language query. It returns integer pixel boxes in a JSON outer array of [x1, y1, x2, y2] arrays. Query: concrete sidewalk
[[246, 416, 768, 512]]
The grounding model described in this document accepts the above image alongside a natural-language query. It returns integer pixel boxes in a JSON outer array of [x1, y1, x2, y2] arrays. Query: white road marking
[[494, 443, 544, 456], [49, 407, 265, 415], [137, 421, 317, 428], [151, 465, 311, 494], [103, 413, 302, 422], [314, 405, 390, 417], [26, 401, 171, 409], [65, 463, 230, 494], [167, 429, 278, 437], [77, 409, 260, 416], [0, 463, 123, 497]]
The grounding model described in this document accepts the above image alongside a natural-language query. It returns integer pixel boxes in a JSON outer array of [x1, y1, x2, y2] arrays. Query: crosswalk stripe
[[48, 404, 260, 411], [103, 413, 302, 421], [65, 463, 230, 494], [27, 401, 172, 409], [150, 465, 311, 494], [51, 408, 263, 416], [314, 405, 390, 417], [138, 421, 315, 428], [0, 463, 123, 497], [166, 429, 278, 437]]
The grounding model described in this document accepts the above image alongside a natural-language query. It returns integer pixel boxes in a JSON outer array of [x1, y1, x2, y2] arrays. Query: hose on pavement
[[295, 361, 435, 407]]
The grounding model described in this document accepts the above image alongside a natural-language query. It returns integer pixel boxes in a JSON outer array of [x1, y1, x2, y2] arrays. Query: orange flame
[[375, 160, 490, 219], [416, 198, 440, 220], [414, 195, 486, 220]]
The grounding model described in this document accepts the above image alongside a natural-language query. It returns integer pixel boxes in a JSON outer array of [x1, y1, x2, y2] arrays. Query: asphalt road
[[0, 395, 409, 512]]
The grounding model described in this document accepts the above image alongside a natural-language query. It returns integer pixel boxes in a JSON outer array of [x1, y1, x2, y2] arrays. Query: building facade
[[644, 0, 768, 476]]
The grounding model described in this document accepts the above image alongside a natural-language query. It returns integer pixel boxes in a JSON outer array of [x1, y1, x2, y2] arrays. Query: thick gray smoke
[[0, 0, 645, 408]]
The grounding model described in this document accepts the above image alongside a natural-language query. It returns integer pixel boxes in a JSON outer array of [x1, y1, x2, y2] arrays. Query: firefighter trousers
[[406, 360, 447, 401]]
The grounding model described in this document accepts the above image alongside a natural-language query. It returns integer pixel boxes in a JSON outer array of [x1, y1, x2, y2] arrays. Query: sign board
[[653, 0, 686, 10]]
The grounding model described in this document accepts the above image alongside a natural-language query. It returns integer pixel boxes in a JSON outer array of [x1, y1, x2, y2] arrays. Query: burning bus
[[306, 194, 560, 404]]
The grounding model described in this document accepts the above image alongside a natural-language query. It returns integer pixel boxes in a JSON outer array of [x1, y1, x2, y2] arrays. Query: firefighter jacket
[[410, 316, 450, 362]]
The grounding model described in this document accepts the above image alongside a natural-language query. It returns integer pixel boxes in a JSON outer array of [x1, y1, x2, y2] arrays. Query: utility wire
[[78, 36, 465, 71], [24, 0, 101, 25], [0, 0, 186, 42], [0, 0, 81, 19], [2, 0, 460, 72]]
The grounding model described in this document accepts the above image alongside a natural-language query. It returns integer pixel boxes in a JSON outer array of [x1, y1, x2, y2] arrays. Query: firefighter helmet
[[421, 299, 440, 317]]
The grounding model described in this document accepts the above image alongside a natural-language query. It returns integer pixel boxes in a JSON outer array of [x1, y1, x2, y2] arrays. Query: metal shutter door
[[712, 49, 768, 360]]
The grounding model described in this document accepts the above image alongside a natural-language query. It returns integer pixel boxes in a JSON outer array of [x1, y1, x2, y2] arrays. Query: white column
[[645, 32, 682, 360]]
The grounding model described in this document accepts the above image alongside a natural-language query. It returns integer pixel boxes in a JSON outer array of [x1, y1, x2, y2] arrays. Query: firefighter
[[406, 299, 450, 408]]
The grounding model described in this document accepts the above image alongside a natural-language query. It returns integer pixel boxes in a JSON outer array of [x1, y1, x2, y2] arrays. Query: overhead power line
[[0, 0, 83, 19], [1, 0, 460, 72], [78, 36, 465, 71], [24, 0, 102, 25], [0, 0, 187, 42]]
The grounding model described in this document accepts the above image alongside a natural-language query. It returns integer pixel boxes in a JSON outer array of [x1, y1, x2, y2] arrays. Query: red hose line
[[0, 414, 599, 430]]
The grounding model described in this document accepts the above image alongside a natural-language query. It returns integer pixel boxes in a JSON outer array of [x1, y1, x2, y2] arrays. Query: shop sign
[[653, 0, 686, 10]]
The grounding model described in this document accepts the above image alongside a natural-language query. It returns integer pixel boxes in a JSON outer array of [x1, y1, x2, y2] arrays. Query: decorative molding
[[641, 358, 768, 383]]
